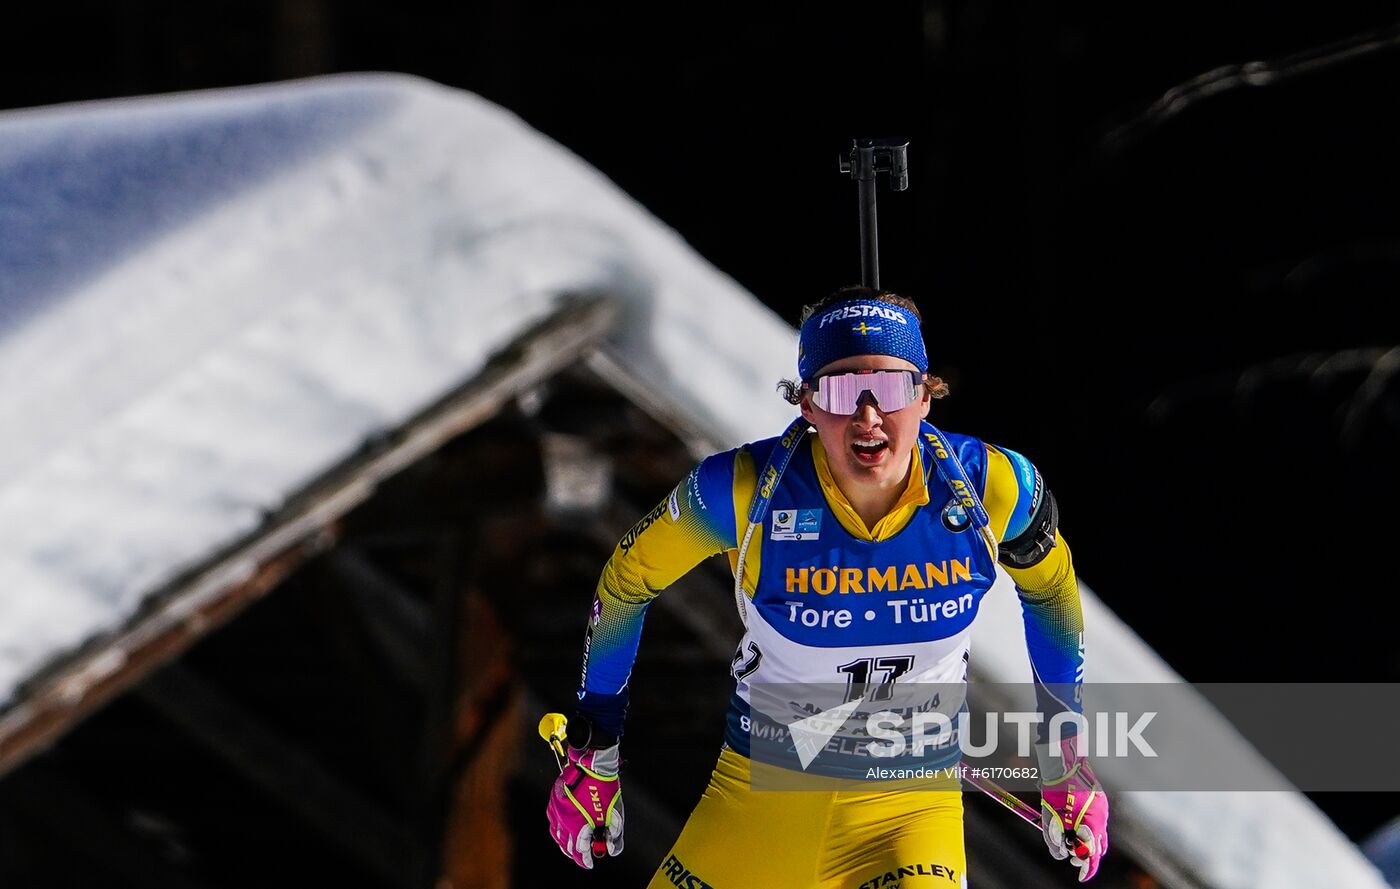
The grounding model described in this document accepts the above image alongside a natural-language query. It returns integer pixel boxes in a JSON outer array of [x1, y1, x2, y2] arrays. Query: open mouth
[[851, 439, 889, 463]]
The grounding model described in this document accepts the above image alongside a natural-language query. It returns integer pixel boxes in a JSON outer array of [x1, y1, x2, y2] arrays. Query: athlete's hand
[[1038, 738, 1109, 882], [547, 742, 624, 869]]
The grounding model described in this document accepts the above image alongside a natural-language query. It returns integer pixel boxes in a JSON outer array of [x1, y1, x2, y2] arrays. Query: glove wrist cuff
[[1035, 735, 1087, 785], [568, 712, 620, 752], [578, 743, 621, 777]]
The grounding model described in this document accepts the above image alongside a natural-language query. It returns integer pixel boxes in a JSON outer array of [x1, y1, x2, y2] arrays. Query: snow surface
[[0, 74, 1384, 889]]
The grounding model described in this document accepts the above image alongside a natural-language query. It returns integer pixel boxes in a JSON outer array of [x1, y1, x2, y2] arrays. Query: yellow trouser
[[647, 748, 966, 889]]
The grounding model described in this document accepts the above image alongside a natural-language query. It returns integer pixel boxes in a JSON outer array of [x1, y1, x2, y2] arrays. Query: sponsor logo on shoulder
[[1007, 449, 1036, 496], [684, 465, 708, 512], [619, 500, 667, 553], [1028, 466, 1043, 519], [771, 507, 822, 541], [668, 486, 681, 521]]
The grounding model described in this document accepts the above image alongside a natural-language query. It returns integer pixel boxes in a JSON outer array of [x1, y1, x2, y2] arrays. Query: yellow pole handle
[[538, 712, 569, 760]]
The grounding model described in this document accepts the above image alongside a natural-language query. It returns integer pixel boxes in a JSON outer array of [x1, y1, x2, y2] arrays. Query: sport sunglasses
[[804, 369, 925, 415]]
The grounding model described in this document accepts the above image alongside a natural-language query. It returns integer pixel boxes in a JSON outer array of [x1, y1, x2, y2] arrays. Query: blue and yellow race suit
[[576, 425, 1084, 888]]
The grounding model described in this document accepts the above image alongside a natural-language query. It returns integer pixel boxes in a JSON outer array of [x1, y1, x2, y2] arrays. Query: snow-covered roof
[[0, 73, 793, 707], [0, 74, 1383, 889]]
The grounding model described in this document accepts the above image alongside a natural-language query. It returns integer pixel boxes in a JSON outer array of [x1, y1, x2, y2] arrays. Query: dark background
[[4, 0, 1398, 843]]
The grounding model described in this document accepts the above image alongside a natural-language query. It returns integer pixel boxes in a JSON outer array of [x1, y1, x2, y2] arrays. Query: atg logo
[[759, 465, 780, 499], [923, 432, 950, 460]]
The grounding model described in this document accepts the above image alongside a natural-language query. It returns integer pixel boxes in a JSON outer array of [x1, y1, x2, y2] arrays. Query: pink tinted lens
[[813, 371, 918, 414]]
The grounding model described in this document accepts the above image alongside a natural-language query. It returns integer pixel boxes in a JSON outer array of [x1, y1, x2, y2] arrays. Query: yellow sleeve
[[982, 442, 1074, 593], [597, 450, 741, 604], [580, 449, 741, 725]]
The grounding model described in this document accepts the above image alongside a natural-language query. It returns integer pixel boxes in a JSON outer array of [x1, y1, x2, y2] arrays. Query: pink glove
[[546, 743, 624, 870], [1039, 738, 1109, 882]]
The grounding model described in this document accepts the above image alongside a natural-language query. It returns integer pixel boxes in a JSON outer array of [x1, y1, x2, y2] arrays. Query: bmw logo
[[941, 501, 971, 533]]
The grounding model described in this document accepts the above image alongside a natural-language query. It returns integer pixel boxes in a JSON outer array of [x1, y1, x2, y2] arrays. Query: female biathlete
[[546, 287, 1110, 886]]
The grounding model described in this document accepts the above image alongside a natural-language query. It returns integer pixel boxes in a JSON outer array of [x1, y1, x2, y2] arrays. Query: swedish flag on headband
[[797, 299, 928, 380]]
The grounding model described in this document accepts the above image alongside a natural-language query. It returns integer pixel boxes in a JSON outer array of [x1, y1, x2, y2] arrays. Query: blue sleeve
[[994, 445, 1043, 542]]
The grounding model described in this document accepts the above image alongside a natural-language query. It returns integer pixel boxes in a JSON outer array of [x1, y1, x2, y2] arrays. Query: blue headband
[[797, 299, 928, 380]]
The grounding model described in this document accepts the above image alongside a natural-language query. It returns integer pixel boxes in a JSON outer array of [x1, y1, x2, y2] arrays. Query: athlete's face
[[800, 355, 931, 493]]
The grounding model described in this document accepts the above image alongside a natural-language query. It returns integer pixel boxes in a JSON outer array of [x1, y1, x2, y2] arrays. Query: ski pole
[[962, 769, 1090, 861], [538, 712, 610, 860]]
